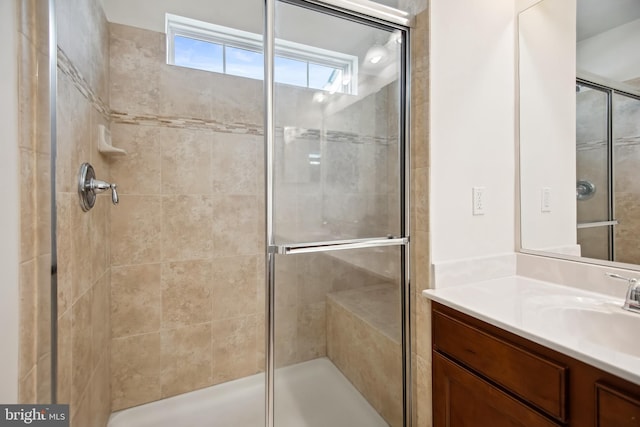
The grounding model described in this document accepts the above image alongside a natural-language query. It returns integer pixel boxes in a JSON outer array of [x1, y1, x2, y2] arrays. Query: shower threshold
[[107, 357, 389, 427]]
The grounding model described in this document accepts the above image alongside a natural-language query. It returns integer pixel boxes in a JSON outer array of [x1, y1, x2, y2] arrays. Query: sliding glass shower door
[[576, 81, 612, 260], [576, 80, 640, 264], [612, 91, 640, 264], [265, 1, 409, 426]]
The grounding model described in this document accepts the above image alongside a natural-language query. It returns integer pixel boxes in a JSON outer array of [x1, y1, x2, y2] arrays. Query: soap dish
[[98, 124, 127, 156]]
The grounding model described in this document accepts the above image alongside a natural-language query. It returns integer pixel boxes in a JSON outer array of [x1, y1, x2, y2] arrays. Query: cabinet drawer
[[433, 309, 568, 422], [596, 382, 640, 427], [433, 353, 562, 427]]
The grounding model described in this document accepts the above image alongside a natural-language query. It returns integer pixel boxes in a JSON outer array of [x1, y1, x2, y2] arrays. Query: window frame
[[166, 13, 358, 95]]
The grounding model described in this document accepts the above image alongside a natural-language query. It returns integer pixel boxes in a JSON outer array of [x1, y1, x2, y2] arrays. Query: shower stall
[[40, 0, 412, 425], [576, 79, 640, 264]]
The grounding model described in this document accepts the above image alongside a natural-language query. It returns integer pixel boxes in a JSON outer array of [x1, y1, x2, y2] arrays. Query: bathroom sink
[[526, 296, 640, 358], [424, 277, 640, 385], [552, 307, 640, 357]]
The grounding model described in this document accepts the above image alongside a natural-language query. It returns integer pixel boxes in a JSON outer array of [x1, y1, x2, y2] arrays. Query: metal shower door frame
[[263, 0, 412, 426]]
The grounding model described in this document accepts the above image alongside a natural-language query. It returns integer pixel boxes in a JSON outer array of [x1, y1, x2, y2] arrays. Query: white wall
[[518, 0, 577, 252], [577, 18, 640, 83], [101, 0, 262, 33], [0, 0, 21, 403], [430, 0, 516, 262], [517, 0, 543, 11]]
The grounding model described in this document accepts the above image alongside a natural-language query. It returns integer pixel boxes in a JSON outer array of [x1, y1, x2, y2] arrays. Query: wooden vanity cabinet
[[596, 383, 640, 427], [433, 353, 561, 427], [432, 302, 640, 427]]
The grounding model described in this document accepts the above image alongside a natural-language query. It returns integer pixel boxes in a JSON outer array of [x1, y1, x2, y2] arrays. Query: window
[[173, 35, 223, 73], [166, 14, 358, 95]]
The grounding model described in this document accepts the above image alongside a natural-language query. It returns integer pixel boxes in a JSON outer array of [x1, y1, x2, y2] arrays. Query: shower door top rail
[[577, 72, 640, 100], [271, 236, 409, 255], [312, 0, 413, 26]]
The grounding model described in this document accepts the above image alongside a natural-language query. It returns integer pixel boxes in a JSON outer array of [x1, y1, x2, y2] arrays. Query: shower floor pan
[[107, 357, 389, 427]]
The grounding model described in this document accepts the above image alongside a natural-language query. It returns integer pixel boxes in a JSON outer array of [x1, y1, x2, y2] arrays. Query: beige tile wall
[[17, 0, 52, 405], [108, 123, 264, 410], [17, 0, 113, 424], [410, 8, 433, 427], [54, 0, 112, 426], [108, 23, 264, 411]]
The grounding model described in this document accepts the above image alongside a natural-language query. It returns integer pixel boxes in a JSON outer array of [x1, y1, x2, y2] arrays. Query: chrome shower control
[[576, 180, 596, 201], [78, 163, 119, 212]]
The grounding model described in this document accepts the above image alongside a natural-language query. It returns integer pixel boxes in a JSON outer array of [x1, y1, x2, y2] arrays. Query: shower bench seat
[[326, 283, 402, 427]]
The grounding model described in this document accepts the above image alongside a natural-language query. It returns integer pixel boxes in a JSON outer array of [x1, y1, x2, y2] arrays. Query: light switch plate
[[473, 187, 486, 216]]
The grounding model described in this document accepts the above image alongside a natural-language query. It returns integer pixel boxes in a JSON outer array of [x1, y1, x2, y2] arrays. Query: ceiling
[[577, 0, 640, 41]]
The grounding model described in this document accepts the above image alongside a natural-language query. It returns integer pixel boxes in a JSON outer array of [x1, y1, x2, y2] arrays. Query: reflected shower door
[[268, 1, 408, 426], [576, 81, 612, 260], [613, 92, 640, 263]]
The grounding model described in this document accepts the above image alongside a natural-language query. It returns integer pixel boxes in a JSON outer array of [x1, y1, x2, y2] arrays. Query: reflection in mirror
[[519, 0, 640, 268], [576, 82, 610, 260], [518, 0, 577, 256]]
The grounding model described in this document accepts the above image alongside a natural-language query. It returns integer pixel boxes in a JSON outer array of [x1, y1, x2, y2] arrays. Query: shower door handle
[[576, 220, 619, 229]]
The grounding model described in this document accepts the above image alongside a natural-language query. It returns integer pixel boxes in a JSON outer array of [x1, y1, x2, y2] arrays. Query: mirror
[[519, 0, 640, 268]]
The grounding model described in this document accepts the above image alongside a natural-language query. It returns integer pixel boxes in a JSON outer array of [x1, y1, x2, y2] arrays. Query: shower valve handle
[[78, 162, 119, 212], [90, 179, 119, 205]]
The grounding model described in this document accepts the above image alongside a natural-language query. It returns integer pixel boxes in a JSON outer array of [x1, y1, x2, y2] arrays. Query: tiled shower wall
[[410, 8, 432, 427], [17, 0, 53, 405], [17, 3, 113, 426], [107, 23, 266, 410], [54, 0, 112, 426]]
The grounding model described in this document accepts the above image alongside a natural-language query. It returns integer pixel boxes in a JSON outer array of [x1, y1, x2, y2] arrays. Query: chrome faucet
[[606, 273, 640, 313]]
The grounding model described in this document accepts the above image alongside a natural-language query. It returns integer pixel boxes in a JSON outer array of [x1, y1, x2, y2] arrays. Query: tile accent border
[[109, 111, 263, 135], [57, 47, 110, 120], [58, 46, 395, 144]]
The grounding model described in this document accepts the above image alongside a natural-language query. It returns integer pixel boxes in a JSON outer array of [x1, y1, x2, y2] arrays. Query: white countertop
[[423, 276, 640, 386]]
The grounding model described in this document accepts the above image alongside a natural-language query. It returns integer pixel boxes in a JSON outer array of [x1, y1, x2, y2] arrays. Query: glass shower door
[[613, 92, 640, 264], [576, 81, 612, 260], [266, 0, 409, 426], [576, 81, 640, 263]]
